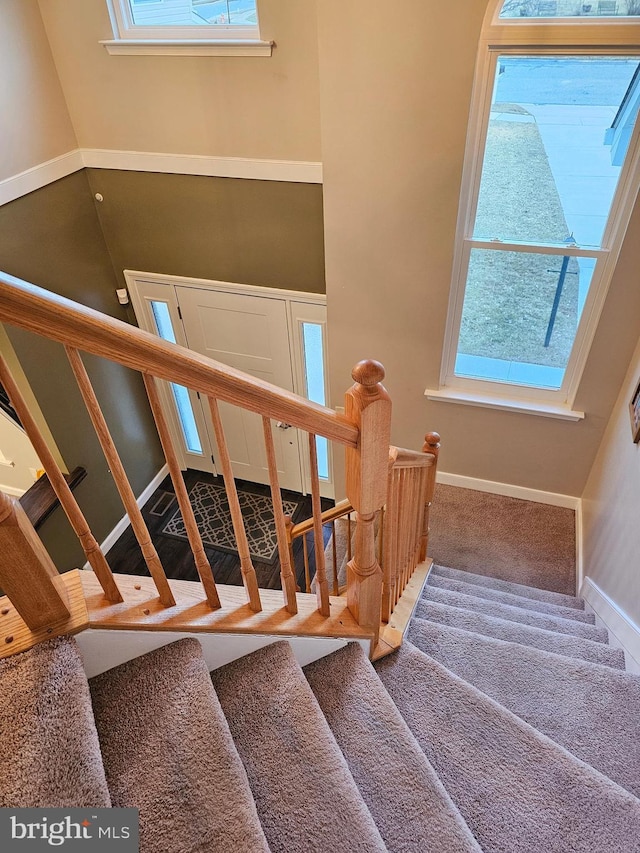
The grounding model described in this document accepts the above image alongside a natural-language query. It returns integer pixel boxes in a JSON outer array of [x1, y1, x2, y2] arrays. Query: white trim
[[80, 148, 322, 183], [76, 630, 364, 679], [425, 387, 585, 421], [580, 576, 640, 674], [0, 151, 84, 207], [83, 464, 169, 566], [0, 149, 322, 208], [436, 470, 580, 509], [124, 270, 327, 304], [0, 484, 26, 498], [100, 39, 273, 57]]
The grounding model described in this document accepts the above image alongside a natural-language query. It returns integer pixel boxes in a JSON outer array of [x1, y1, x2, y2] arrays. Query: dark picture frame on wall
[[630, 380, 640, 443]]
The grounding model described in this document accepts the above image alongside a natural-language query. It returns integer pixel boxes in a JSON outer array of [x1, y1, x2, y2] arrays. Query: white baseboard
[[580, 577, 640, 674], [83, 464, 169, 567], [1, 483, 26, 498], [0, 150, 84, 207], [436, 470, 580, 510]]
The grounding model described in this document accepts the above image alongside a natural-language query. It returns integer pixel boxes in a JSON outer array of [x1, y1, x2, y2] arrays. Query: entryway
[[127, 273, 332, 497]]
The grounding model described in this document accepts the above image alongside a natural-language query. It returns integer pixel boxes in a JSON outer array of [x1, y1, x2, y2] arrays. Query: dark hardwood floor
[[106, 469, 333, 592]]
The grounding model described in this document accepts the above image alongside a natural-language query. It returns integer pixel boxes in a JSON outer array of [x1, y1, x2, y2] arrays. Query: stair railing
[[382, 434, 440, 623], [0, 273, 390, 646], [287, 433, 441, 628]]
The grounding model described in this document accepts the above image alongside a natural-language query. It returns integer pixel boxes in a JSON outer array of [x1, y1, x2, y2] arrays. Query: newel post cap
[[351, 359, 385, 388]]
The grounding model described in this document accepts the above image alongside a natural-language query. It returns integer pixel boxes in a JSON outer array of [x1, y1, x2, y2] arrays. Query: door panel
[[177, 287, 302, 492]]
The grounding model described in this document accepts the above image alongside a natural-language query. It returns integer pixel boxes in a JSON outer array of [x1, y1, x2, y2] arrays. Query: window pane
[[150, 301, 203, 454], [474, 56, 640, 248], [302, 322, 329, 480], [456, 249, 595, 389], [499, 1, 640, 18], [129, 0, 257, 27]]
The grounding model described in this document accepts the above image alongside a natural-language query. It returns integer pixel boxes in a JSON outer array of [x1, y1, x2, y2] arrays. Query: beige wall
[[318, 0, 640, 497], [0, 0, 77, 180], [582, 333, 640, 627], [37, 0, 321, 161]]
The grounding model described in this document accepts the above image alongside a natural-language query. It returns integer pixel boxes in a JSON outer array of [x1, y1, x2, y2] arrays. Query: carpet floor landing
[[1, 565, 639, 852]]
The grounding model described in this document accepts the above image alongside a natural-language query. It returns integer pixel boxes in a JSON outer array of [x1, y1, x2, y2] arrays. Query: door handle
[[276, 421, 293, 430]]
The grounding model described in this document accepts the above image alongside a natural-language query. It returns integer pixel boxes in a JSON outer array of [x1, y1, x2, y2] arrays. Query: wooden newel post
[[419, 432, 441, 562], [0, 491, 70, 630], [345, 360, 392, 649]]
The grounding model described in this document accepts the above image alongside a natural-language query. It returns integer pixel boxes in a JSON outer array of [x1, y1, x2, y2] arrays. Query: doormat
[[161, 480, 303, 564]]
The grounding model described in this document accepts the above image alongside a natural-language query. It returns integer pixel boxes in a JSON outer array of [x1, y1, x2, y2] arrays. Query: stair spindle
[[309, 433, 330, 616], [331, 519, 339, 596], [143, 374, 220, 609], [0, 353, 122, 602], [262, 416, 298, 615], [67, 348, 176, 608], [207, 397, 262, 612]]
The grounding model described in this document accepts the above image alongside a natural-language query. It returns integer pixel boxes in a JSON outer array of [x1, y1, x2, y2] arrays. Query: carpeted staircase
[[2, 563, 640, 852]]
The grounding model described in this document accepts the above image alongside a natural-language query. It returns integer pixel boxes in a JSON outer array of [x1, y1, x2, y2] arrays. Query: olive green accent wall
[[0, 170, 165, 570], [85, 169, 326, 294]]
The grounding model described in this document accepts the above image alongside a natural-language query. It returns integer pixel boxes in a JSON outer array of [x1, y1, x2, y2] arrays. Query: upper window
[[439, 5, 640, 413], [499, 0, 639, 18], [104, 0, 271, 55]]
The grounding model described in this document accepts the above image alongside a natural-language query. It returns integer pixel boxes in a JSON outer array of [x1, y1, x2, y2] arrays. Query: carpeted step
[[304, 643, 482, 853], [432, 563, 584, 609], [427, 574, 596, 623], [211, 640, 388, 853], [0, 636, 111, 808], [90, 638, 270, 853], [408, 618, 640, 799], [375, 642, 640, 853], [414, 600, 624, 669], [422, 583, 609, 642]]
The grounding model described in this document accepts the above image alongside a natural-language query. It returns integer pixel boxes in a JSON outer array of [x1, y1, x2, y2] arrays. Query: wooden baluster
[[399, 468, 410, 598], [344, 361, 391, 648], [67, 348, 175, 607], [0, 491, 70, 630], [347, 513, 353, 561], [0, 353, 122, 602], [381, 466, 398, 623], [420, 432, 441, 562], [331, 520, 339, 596], [143, 375, 220, 609], [208, 397, 261, 612], [309, 433, 330, 616], [262, 416, 297, 614], [303, 534, 311, 593]]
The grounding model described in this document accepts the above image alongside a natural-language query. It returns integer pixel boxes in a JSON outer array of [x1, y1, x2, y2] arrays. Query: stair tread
[[90, 638, 270, 853], [432, 563, 583, 609], [414, 598, 625, 668], [427, 574, 596, 623], [0, 637, 110, 808], [304, 643, 482, 853], [408, 618, 640, 799], [375, 641, 640, 853], [211, 640, 388, 853], [422, 583, 608, 641]]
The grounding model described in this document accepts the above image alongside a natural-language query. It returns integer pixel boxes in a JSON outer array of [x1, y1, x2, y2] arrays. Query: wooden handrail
[[389, 445, 437, 468], [0, 274, 358, 448], [288, 499, 354, 540]]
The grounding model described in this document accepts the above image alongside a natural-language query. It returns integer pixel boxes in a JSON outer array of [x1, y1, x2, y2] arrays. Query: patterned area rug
[[162, 480, 303, 564]]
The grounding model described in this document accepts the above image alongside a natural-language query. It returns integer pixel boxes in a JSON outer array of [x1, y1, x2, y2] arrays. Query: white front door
[[177, 287, 303, 492]]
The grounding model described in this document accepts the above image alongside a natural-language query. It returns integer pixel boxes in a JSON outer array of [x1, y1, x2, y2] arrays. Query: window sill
[[424, 387, 585, 422], [100, 39, 273, 57]]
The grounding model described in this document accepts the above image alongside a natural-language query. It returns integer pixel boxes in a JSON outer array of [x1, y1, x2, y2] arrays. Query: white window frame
[[102, 0, 273, 56], [431, 6, 640, 420]]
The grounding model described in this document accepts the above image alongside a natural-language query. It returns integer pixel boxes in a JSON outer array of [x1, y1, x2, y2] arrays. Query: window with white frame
[[437, 3, 640, 415], [104, 0, 271, 54]]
